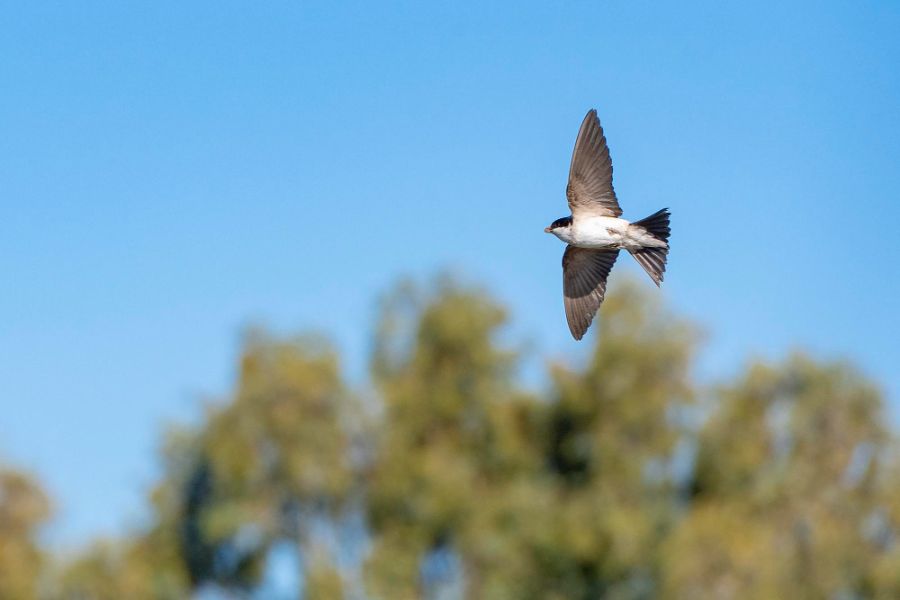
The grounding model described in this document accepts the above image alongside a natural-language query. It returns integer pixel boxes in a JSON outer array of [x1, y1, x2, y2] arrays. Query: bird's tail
[[629, 208, 670, 286]]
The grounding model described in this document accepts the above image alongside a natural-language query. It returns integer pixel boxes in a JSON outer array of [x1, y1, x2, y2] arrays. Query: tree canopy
[[7, 276, 900, 599]]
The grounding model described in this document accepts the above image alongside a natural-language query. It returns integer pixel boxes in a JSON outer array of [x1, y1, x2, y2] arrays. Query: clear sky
[[2, 1, 898, 545]]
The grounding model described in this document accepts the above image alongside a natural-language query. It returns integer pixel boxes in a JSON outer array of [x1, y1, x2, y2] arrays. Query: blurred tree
[[46, 432, 195, 599], [365, 277, 698, 599], [365, 277, 531, 599], [0, 468, 50, 599], [664, 354, 894, 600], [145, 332, 357, 595], [48, 537, 186, 600], [528, 280, 698, 599], [305, 548, 346, 600], [26, 274, 900, 600], [866, 449, 900, 599]]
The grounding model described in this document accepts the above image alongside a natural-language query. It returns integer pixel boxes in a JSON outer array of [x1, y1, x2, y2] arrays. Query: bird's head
[[544, 216, 573, 241]]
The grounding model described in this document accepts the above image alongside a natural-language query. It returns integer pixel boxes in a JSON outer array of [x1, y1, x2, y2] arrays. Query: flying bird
[[545, 109, 671, 340]]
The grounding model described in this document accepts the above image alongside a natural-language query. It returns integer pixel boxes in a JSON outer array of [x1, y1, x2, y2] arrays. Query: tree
[[0, 468, 50, 599], [31, 274, 900, 600], [48, 537, 187, 600], [364, 277, 698, 599], [147, 332, 358, 594], [663, 354, 894, 600], [522, 280, 697, 599], [365, 277, 532, 599]]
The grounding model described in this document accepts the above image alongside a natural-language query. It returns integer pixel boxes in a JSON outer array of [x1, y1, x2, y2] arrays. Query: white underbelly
[[571, 217, 631, 249]]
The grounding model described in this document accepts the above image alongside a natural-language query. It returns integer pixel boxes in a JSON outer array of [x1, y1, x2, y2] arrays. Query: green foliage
[[0, 469, 50, 600], [305, 551, 346, 600], [151, 332, 357, 591], [5, 275, 900, 599], [532, 281, 697, 599], [366, 278, 539, 598], [205, 332, 355, 511], [666, 355, 891, 600], [46, 538, 187, 600]]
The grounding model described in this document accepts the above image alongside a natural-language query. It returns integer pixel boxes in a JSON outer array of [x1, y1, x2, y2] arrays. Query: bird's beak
[[544, 227, 551, 233]]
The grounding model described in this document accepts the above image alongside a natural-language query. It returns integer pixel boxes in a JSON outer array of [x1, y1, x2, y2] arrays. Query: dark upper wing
[[562, 245, 619, 340], [566, 109, 622, 218]]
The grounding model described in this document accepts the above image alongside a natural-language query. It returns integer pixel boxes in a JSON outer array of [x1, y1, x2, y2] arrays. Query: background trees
[[0, 469, 50, 599], [8, 276, 900, 599]]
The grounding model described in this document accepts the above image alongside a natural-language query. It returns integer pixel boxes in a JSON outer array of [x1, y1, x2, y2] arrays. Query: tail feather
[[633, 208, 671, 243], [629, 208, 670, 286]]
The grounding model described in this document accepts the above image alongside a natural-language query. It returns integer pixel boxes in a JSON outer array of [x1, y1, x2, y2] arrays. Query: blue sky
[[1, 1, 898, 545]]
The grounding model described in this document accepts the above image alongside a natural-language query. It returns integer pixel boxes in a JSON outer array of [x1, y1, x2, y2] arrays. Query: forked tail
[[629, 208, 670, 286]]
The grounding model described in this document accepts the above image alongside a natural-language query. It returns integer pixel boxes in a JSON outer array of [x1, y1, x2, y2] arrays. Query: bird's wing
[[566, 109, 622, 218], [562, 246, 619, 340]]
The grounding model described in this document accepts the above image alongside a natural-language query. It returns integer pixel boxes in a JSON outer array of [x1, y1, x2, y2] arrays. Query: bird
[[545, 109, 671, 340]]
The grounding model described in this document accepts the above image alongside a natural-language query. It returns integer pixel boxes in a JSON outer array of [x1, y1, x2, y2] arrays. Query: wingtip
[[567, 322, 585, 341]]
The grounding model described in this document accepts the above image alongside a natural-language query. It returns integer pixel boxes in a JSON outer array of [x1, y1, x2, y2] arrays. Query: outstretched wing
[[562, 246, 619, 340], [566, 109, 622, 218]]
